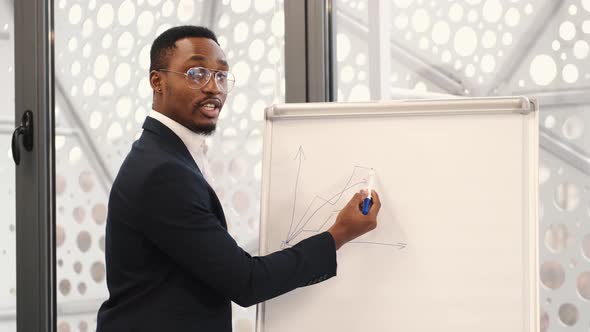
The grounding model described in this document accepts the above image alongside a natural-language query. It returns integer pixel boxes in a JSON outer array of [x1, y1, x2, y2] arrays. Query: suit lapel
[[142, 117, 227, 229]]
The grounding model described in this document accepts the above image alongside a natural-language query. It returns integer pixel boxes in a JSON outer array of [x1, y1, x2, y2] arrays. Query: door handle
[[11, 110, 34, 165]]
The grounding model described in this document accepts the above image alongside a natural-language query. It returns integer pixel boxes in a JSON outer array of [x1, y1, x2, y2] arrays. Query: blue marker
[[362, 169, 375, 215]]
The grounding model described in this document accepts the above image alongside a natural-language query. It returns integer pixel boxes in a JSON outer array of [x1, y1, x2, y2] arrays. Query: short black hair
[[149, 25, 219, 72]]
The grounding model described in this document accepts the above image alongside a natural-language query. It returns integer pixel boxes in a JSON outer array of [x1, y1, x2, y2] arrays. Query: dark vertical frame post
[[284, 0, 335, 103], [14, 0, 55, 331]]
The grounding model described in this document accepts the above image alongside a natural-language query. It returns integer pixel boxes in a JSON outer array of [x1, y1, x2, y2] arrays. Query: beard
[[190, 123, 216, 136]]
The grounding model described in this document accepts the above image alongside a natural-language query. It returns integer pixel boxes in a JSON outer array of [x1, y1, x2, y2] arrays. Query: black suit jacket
[[96, 117, 337, 331]]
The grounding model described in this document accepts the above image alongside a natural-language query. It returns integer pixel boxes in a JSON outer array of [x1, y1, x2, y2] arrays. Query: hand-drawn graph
[[281, 146, 407, 250]]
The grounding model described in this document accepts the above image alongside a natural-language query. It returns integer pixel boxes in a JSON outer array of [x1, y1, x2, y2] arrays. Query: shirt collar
[[148, 109, 207, 158]]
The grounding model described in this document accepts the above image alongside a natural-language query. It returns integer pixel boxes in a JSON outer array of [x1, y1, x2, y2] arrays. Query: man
[[96, 25, 381, 331]]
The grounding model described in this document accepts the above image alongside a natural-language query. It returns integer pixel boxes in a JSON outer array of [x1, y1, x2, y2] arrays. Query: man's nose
[[201, 76, 222, 94]]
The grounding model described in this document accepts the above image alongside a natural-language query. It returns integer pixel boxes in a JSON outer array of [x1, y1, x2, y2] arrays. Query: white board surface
[[257, 97, 538, 332]]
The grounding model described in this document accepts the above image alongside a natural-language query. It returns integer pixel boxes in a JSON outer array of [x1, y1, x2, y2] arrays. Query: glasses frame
[[155, 66, 235, 92]]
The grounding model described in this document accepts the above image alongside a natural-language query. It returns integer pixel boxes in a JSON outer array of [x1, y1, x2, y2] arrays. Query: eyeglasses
[[156, 67, 235, 93]]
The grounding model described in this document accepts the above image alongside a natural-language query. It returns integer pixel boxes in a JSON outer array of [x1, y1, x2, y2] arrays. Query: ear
[[150, 70, 163, 94]]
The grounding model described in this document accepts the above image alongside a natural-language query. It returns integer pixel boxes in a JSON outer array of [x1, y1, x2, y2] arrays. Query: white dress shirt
[[148, 110, 214, 183]]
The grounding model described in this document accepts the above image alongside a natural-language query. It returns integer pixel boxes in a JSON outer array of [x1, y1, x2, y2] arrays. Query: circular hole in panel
[[94, 55, 110, 79], [504, 7, 520, 27], [73, 206, 86, 224], [115, 63, 131, 87], [177, 0, 195, 21], [394, 14, 409, 29], [253, 19, 266, 35], [71, 61, 81, 76], [89, 111, 103, 129], [529, 55, 557, 86], [336, 33, 351, 62], [139, 44, 150, 70], [161, 0, 175, 17], [558, 303, 578, 326], [102, 34, 113, 49], [136, 11, 154, 36], [83, 77, 96, 96], [56, 174, 67, 195], [448, 3, 464, 22], [78, 282, 87, 295], [59, 279, 71, 296], [135, 106, 147, 124], [231, 0, 251, 13], [77, 231, 92, 252], [107, 122, 123, 143], [74, 261, 82, 274], [562, 115, 584, 140], [116, 96, 132, 118], [540, 308, 549, 332], [69, 4, 82, 24], [574, 40, 589, 59], [214, 185, 225, 202], [99, 235, 105, 252], [246, 129, 262, 155], [232, 61, 250, 87], [559, 21, 576, 41], [92, 204, 107, 225], [234, 22, 249, 43], [544, 115, 556, 129], [68, 37, 78, 52], [91, 261, 106, 282], [248, 39, 265, 61], [117, 32, 134, 56], [483, 0, 503, 23], [96, 3, 114, 29], [210, 160, 225, 179], [411, 9, 431, 33], [78, 321, 88, 332], [431, 21, 450, 45], [271, 11, 284, 37], [81, 19, 93, 38], [255, 0, 273, 13], [562, 64, 579, 83], [577, 271, 590, 300], [58, 321, 71, 332], [79, 171, 95, 192], [229, 157, 248, 180], [56, 225, 66, 247], [232, 93, 248, 114], [540, 261, 565, 289], [544, 224, 571, 253], [118, 0, 135, 25], [554, 183, 581, 211], [453, 27, 478, 56]]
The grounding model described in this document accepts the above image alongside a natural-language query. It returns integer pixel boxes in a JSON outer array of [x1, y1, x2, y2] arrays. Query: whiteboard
[[256, 97, 538, 332]]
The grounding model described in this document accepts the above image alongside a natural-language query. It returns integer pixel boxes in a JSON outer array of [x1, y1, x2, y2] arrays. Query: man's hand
[[327, 190, 381, 250]]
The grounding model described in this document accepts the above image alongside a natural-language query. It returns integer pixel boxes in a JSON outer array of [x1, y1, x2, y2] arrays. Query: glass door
[[12, 0, 55, 332], [0, 0, 16, 329]]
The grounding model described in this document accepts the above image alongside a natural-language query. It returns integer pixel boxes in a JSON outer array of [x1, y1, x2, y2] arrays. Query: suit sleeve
[[139, 162, 337, 307]]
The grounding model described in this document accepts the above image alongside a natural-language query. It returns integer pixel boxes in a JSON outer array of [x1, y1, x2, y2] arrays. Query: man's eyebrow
[[186, 54, 229, 67]]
